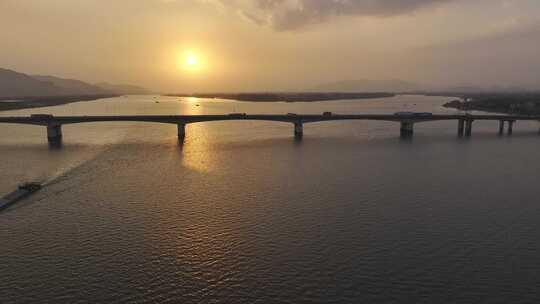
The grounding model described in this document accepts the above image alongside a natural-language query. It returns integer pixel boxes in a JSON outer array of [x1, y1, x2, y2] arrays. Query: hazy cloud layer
[[219, 0, 454, 30], [3, 0, 540, 92]]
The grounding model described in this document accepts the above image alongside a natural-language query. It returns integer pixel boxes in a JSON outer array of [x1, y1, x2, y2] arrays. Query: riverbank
[[0, 94, 120, 112], [165, 92, 396, 102], [442, 93, 540, 115]]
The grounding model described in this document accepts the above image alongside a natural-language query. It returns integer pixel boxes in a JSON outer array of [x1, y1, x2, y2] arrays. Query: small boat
[[0, 182, 42, 211], [18, 182, 42, 192]]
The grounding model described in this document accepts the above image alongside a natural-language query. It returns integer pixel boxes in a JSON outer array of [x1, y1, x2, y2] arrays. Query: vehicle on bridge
[[393, 112, 433, 118], [323, 112, 332, 117], [30, 114, 54, 119], [394, 112, 415, 117], [228, 113, 247, 118]]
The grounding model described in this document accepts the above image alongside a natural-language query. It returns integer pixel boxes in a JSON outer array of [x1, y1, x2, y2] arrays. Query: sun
[[186, 54, 198, 66], [180, 51, 204, 72]]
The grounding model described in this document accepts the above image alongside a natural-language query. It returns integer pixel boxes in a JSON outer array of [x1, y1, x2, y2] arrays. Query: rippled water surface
[[2, 95, 540, 303]]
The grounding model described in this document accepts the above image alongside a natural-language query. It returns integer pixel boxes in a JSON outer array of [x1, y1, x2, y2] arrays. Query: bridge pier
[[47, 124, 63, 145], [458, 119, 465, 137], [465, 120, 474, 137], [294, 122, 303, 139], [400, 121, 414, 138], [507, 120, 515, 135], [498, 120, 505, 136], [177, 123, 186, 141]]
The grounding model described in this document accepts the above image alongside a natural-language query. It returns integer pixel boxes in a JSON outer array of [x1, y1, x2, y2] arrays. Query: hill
[[0, 67, 149, 99], [33, 75, 109, 95], [96, 82, 150, 95], [0, 68, 60, 98]]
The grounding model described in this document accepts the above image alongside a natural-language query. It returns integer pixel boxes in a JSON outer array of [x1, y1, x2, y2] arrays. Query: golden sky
[[1, 0, 539, 92]]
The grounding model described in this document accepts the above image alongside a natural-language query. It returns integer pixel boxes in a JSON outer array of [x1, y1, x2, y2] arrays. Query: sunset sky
[[1, 0, 539, 92]]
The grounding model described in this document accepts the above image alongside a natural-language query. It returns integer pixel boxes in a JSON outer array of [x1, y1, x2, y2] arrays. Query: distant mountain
[[0, 67, 149, 98], [33, 75, 109, 95], [312, 79, 421, 93], [96, 82, 150, 95], [0, 68, 60, 97]]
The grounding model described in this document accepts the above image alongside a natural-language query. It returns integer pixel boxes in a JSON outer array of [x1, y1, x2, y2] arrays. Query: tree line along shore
[[3, 92, 540, 115], [0, 95, 120, 112], [166, 92, 396, 102], [2, 93, 397, 113], [442, 93, 540, 115]]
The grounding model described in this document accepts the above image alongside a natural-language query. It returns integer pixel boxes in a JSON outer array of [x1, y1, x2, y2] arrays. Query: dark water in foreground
[[1, 95, 540, 303]]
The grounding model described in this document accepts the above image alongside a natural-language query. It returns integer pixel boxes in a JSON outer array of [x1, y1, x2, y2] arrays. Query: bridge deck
[[1, 114, 540, 126], [1, 113, 539, 145]]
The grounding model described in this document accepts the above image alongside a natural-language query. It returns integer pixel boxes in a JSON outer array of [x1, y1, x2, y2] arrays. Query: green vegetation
[[0, 95, 119, 112], [443, 93, 540, 115]]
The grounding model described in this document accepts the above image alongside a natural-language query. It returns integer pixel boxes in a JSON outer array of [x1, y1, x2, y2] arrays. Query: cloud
[[217, 0, 454, 30]]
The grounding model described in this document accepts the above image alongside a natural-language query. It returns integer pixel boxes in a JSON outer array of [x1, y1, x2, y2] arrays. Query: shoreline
[[442, 93, 540, 115], [0, 94, 120, 112], [443, 102, 510, 115], [165, 92, 396, 102]]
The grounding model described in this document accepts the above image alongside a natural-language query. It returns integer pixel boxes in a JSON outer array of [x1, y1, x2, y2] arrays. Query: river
[[1, 95, 540, 303]]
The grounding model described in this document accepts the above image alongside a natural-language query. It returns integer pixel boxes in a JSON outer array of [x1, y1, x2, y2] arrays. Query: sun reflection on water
[[180, 124, 220, 173], [185, 97, 199, 104]]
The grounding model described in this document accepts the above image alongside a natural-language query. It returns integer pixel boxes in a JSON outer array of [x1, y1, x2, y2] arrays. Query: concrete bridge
[[0, 113, 539, 145]]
